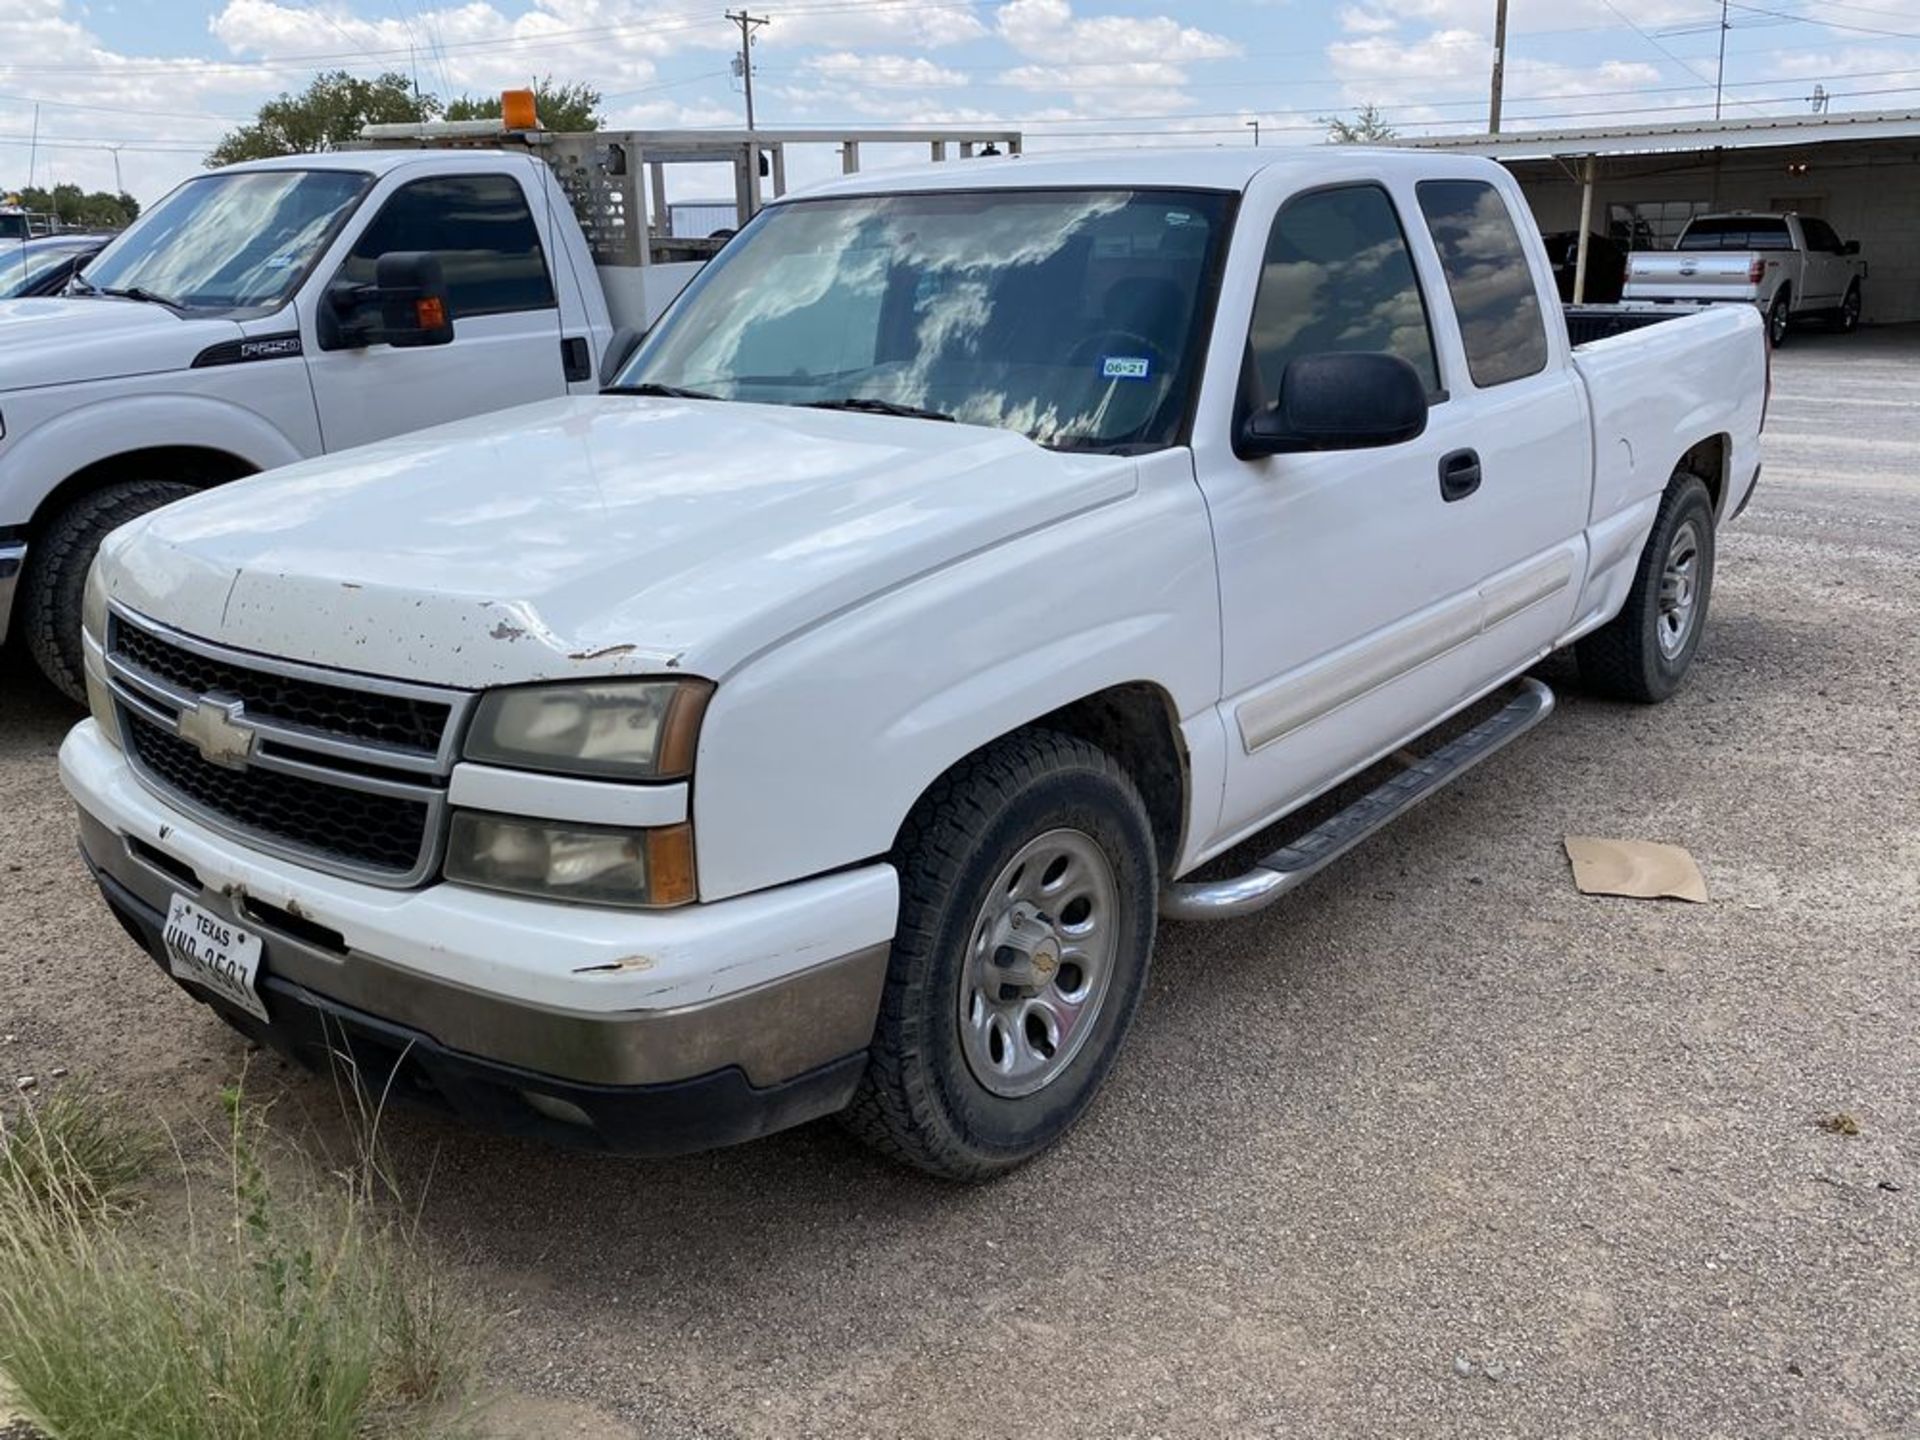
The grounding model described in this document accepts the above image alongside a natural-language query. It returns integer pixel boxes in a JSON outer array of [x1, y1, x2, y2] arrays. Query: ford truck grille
[[104, 609, 473, 887]]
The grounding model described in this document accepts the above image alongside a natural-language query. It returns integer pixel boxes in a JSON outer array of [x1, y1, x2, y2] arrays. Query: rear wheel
[[1766, 290, 1791, 348], [21, 480, 199, 704], [843, 730, 1158, 1181], [1575, 472, 1716, 704]]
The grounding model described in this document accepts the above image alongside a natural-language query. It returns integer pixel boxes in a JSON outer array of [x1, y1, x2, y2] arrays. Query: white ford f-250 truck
[[0, 113, 1008, 703], [1623, 211, 1866, 346], [62, 148, 1767, 1180]]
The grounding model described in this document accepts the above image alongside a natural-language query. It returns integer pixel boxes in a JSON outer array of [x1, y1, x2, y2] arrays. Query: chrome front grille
[[104, 607, 474, 887]]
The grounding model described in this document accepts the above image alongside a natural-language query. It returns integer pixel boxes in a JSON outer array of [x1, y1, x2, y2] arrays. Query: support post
[[841, 140, 860, 175], [649, 161, 668, 242], [1573, 158, 1597, 305], [771, 143, 787, 197]]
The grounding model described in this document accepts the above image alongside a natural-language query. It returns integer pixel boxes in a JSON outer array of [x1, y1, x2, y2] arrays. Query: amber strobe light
[[416, 296, 447, 329], [501, 89, 540, 130]]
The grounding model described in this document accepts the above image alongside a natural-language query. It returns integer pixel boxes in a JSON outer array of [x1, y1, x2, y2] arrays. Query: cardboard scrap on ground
[[1563, 836, 1709, 904]]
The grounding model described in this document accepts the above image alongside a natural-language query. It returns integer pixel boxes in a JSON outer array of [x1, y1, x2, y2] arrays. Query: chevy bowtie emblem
[[178, 697, 256, 769]]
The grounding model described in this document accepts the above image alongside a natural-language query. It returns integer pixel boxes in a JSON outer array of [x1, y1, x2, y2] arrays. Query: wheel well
[[30, 446, 256, 535], [1677, 434, 1728, 517], [1036, 684, 1189, 880]]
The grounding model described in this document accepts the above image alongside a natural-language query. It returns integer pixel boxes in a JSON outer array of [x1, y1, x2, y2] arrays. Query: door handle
[[1439, 448, 1482, 503], [561, 336, 592, 383]]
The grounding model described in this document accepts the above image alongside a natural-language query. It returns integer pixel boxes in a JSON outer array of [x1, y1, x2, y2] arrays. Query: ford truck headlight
[[444, 813, 696, 908], [464, 679, 711, 780]]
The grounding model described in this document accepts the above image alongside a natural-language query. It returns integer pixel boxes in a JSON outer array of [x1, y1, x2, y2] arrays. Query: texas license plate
[[162, 895, 268, 1022]]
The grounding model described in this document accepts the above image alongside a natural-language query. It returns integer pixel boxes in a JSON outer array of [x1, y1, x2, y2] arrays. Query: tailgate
[[1623, 251, 1762, 303]]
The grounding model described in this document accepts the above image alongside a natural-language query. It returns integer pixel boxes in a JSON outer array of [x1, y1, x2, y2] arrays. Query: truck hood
[[0, 298, 238, 391], [102, 395, 1138, 686]]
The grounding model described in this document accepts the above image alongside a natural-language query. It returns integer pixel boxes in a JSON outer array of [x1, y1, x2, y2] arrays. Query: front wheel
[[1575, 473, 1716, 704], [843, 730, 1158, 1181], [1835, 283, 1862, 334], [20, 480, 199, 704]]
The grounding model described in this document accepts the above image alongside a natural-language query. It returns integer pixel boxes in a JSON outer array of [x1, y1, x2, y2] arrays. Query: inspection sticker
[[1102, 356, 1151, 380]]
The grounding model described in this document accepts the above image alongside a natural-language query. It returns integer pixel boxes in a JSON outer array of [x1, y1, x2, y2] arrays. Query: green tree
[[1320, 103, 1397, 144], [446, 77, 603, 132], [7, 184, 139, 228], [208, 71, 439, 166]]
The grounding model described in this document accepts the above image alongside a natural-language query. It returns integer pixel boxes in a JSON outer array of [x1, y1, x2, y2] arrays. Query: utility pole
[[27, 103, 39, 191], [106, 145, 123, 196], [1488, 0, 1508, 135], [727, 10, 769, 130], [1714, 0, 1729, 120], [1246, 119, 1260, 146]]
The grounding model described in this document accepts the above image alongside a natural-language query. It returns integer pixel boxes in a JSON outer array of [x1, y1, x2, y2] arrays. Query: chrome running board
[[1161, 678, 1555, 923]]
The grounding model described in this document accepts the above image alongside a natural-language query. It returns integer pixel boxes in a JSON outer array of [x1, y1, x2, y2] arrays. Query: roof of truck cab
[[214, 148, 529, 177], [787, 145, 1504, 200]]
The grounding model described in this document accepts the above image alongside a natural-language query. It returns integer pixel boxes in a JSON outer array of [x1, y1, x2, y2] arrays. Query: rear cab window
[[1416, 179, 1549, 389], [1677, 217, 1794, 252]]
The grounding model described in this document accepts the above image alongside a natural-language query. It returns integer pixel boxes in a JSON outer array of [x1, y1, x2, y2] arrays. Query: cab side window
[[1246, 184, 1442, 405], [1800, 218, 1843, 254], [1416, 179, 1549, 388], [340, 174, 555, 318]]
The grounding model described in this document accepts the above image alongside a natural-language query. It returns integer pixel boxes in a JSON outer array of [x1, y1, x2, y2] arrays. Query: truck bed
[[1562, 303, 1703, 347]]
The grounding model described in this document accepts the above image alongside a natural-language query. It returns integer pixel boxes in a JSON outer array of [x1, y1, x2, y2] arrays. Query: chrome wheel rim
[[1843, 291, 1861, 329], [1657, 519, 1703, 660], [959, 828, 1119, 1099], [1770, 302, 1789, 345]]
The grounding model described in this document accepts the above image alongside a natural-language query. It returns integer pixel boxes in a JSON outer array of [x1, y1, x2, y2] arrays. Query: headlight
[[464, 679, 712, 780], [82, 557, 108, 642], [444, 812, 696, 908]]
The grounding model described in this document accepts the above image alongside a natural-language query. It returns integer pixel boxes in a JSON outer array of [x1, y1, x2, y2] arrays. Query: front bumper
[[0, 538, 24, 642], [63, 719, 900, 1155]]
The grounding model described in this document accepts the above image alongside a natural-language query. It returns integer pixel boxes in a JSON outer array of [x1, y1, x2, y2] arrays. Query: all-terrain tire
[[842, 729, 1158, 1181], [20, 480, 198, 703], [1575, 472, 1716, 704]]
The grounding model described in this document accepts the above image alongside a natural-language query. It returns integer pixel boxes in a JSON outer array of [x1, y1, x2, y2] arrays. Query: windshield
[[79, 169, 371, 312], [617, 188, 1232, 452], [0, 243, 89, 298], [1676, 218, 1792, 252]]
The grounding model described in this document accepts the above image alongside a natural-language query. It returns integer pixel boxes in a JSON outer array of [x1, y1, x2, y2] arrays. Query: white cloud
[[803, 52, 967, 89], [996, 0, 1240, 63]]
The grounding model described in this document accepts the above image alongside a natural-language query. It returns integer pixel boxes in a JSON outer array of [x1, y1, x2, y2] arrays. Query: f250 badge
[[240, 336, 303, 361]]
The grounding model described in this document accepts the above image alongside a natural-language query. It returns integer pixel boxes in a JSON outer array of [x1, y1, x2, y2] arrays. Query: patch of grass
[[0, 1084, 476, 1440], [1, 1084, 158, 1215]]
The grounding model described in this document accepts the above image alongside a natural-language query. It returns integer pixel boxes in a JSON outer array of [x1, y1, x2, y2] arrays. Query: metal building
[[1406, 109, 1920, 325]]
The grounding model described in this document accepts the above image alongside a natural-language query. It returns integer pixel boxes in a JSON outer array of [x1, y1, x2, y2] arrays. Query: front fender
[[692, 450, 1222, 901], [0, 391, 307, 526]]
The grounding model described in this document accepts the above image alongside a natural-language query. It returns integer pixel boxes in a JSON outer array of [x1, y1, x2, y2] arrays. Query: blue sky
[[4, 0, 1919, 202]]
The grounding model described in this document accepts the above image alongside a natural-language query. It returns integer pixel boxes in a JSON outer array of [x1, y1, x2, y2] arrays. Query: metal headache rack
[[354, 119, 1024, 269]]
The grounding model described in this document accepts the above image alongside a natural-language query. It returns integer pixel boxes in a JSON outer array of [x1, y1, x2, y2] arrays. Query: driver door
[[302, 171, 569, 452]]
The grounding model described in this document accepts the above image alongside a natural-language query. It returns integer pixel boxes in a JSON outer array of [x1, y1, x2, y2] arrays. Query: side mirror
[[1236, 352, 1429, 460], [600, 325, 644, 388], [324, 251, 454, 350], [1843, 240, 1861, 257]]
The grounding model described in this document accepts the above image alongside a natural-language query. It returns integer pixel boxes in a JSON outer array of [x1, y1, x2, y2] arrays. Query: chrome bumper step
[[1161, 677, 1556, 922]]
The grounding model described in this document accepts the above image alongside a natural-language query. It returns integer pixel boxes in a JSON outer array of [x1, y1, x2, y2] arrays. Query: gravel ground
[[2, 330, 1916, 1438]]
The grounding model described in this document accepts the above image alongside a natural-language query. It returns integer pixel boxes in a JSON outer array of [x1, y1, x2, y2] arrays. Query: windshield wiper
[[100, 285, 179, 309], [604, 381, 725, 401], [802, 397, 956, 423]]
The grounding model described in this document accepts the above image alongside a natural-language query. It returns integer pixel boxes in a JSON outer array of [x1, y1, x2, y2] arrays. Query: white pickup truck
[[62, 148, 1767, 1179], [1623, 211, 1866, 346]]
